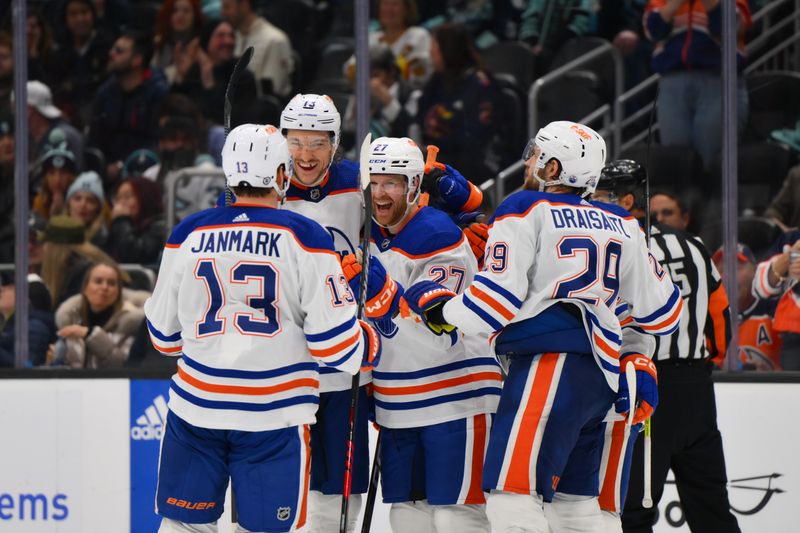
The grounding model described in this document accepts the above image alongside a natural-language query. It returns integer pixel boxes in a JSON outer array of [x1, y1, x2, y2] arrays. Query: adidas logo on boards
[[233, 213, 250, 222], [131, 394, 168, 441]]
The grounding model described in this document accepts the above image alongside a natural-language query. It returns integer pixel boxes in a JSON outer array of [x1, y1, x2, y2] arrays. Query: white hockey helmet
[[222, 124, 292, 197], [368, 137, 425, 205], [280, 93, 341, 148], [523, 121, 607, 194]]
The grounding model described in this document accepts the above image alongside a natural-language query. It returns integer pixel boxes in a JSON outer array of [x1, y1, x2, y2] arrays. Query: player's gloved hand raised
[[615, 354, 658, 425], [423, 163, 481, 213], [463, 222, 489, 269], [359, 319, 381, 370], [341, 252, 404, 320], [399, 280, 457, 336]]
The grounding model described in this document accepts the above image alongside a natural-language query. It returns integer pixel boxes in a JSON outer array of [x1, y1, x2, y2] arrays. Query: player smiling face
[[285, 129, 334, 186], [371, 173, 409, 228]]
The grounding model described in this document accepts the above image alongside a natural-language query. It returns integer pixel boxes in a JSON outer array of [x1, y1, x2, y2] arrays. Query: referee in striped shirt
[[592, 160, 740, 533]]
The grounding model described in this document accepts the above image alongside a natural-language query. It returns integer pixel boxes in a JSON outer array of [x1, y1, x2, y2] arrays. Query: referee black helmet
[[597, 159, 647, 210]]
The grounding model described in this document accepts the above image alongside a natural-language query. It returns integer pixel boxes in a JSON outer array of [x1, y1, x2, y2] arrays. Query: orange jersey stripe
[[308, 330, 361, 358], [599, 420, 627, 512], [177, 367, 318, 395], [466, 414, 488, 504], [297, 425, 311, 529], [152, 340, 182, 353], [639, 298, 683, 332], [593, 333, 620, 360], [372, 372, 503, 396], [469, 285, 516, 321], [504, 352, 560, 493]]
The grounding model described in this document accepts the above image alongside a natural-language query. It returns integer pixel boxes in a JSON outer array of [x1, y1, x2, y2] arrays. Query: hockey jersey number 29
[[442, 191, 683, 390]]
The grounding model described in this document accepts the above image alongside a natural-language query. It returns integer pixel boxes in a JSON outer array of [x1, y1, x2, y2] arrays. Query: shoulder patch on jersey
[[380, 207, 464, 258]]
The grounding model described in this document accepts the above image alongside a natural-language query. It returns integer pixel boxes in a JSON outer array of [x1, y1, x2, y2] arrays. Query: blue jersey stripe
[[372, 357, 498, 380], [374, 387, 502, 411], [463, 293, 505, 332], [597, 355, 620, 373], [323, 342, 360, 368], [306, 316, 357, 343], [634, 286, 681, 324], [182, 354, 318, 379], [147, 319, 182, 343], [319, 367, 346, 375], [171, 382, 320, 412], [585, 312, 622, 345], [473, 275, 523, 309]]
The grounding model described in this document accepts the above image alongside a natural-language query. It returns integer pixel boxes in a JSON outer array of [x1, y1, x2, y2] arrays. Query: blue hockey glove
[[615, 354, 659, 425], [341, 253, 404, 320], [359, 319, 382, 370], [399, 280, 457, 335]]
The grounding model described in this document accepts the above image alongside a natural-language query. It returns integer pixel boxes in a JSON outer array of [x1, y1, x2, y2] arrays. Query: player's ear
[[545, 158, 561, 180], [621, 192, 635, 211]]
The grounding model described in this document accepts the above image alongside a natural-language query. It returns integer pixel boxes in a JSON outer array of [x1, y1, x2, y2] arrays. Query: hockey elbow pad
[[359, 319, 382, 370], [399, 280, 457, 336], [615, 354, 659, 425]]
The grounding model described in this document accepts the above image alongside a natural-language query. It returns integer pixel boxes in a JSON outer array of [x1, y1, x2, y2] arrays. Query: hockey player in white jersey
[[339, 137, 501, 533], [276, 93, 488, 532], [144, 124, 381, 533], [401, 121, 683, 533]]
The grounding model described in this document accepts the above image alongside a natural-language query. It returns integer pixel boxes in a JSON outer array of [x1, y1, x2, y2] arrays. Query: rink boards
[[0, 375, 797, 533]]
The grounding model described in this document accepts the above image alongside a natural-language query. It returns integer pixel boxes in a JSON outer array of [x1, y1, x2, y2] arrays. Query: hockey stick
[[641, 84, 660, 510], [360, 430, 382, 533], [625, 363, 637, 430], [340, 133, 373, 533], [223, 45, 254, 207]]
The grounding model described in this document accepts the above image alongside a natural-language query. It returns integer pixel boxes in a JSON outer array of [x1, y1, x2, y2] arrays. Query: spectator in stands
[[26, 9, 58, 87], [597, 0, 651, 90], [0, 113, 14, 263], [644, 0, 752, 174], [752, 230, 800, 369], [416, 22, 501, 183], [106, 177, 166, 265], [765, 164, 800, 231], [40, 215, 121, 309], [122, 148, 161, 180], [143, 115, 221, 221], [32, 147, 79, 220], [419, 0, 496, 42], [91, 0, 129, 38], [343, 43, 417, 140], [26, 81, 85, 172], [52, 261, 147, 369], [28, 214, 47, 279], [65, 171, 110, 249], [89, 30, 169, 187], [171, 18, 257, 128], [50, 0, 115, 130], [221, 0, 294, 97], [153, 0, 205, 84], [0, 271, 56, 368], [0, 32, 12, 114], [346, 0, 432, 90], [650, 189, 691, 232], [518, 0, 594, 71], [713, 244, 782, 370]]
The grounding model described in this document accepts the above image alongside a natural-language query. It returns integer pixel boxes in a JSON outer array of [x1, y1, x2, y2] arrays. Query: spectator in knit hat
[[32, 147, 78, 220], [26, 80, 85, 172], [40, 215, 122, 309], [106, 177, 166, 265], [65, 171, 111, 248]]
